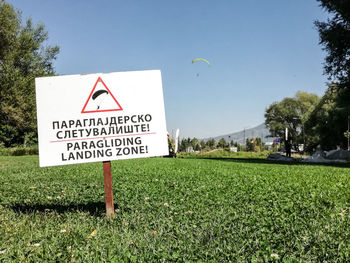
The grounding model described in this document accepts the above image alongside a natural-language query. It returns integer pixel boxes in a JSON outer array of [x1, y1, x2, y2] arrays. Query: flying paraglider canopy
[[192, 58, 210, 66]]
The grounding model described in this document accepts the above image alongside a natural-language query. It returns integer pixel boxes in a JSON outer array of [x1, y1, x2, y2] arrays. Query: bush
[[0, 145, 38, 156], [179, 149, 270, 159]]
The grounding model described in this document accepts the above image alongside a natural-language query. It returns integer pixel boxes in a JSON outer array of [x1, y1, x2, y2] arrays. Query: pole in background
[[174, 128, 180, 153], [243, 128, 246, 151]]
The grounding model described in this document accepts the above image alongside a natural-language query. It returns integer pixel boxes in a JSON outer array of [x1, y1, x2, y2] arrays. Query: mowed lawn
[[0, 155, 350, 262]]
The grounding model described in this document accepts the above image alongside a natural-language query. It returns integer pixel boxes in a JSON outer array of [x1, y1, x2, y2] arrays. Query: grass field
[[0, 155, 350, 262]]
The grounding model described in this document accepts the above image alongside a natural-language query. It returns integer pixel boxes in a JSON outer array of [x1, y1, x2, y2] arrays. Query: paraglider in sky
[[192, 58, 210, 66], [192, 58, 210, 77], [92, 90, 109, 110]]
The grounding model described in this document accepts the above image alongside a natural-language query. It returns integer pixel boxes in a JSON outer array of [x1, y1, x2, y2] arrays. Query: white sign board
[[35, 70, 169, 167]]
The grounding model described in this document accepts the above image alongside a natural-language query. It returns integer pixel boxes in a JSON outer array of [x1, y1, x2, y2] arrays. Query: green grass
[[0, 155, 350, 262]]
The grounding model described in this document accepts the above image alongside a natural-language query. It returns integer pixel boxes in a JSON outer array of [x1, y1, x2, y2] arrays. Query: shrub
[[0, 145, 38, 156]]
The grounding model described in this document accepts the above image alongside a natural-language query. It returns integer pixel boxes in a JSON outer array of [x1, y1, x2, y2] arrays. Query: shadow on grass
[[6, 202, 123, 217], [183, 156, 350, 168]]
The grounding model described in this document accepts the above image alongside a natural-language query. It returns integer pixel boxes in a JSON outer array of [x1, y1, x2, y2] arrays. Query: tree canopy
[[315, 0, 350, 84], [264, 91, 320, 149], [0, 0, 59, 146], [304, 0, 350, 151]]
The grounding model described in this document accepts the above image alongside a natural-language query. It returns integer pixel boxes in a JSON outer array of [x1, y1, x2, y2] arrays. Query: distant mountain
[[204, 123, 273, 144]]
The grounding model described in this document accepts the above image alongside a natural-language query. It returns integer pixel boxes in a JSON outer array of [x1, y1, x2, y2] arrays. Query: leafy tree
[[245, 138, 263, 152], [264, 91, 320, 150], [315, 0, 350, 84], [255, 137, 265, 151], [245, 138, 254, 152], [200, 140, 206, 150], [217, 138, 227, 149], [179, 138, 191, 152], [254, 145, 261, 152], [206, 139, 216, 149], [305, 83, 348, 151], [306, 1, 350, 151], [191, 138, 200, 151], [0, 1, 59, 146], [265, 98, 300, 140]]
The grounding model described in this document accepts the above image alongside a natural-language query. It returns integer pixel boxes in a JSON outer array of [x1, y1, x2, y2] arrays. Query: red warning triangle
[[81, 77, 123, 113]]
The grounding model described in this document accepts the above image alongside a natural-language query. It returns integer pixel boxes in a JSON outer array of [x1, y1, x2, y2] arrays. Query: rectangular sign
[[35, 70, 169, 167]]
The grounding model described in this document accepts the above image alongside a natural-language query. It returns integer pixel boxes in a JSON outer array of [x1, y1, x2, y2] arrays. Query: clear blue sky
[[9, 0, 330, 139]]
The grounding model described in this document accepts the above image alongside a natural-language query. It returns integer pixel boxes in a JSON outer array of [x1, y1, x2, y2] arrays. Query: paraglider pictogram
[[81, 77, 123, 113], [92, 90, 109, 110]]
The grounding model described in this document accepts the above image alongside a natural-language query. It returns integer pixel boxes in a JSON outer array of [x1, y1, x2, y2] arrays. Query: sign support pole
[[103, 161, 114, 218]]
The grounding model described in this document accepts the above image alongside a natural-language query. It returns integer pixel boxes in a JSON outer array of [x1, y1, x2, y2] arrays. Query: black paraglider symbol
[[92, 90, 109, 110], [81, 77, 123, 114]]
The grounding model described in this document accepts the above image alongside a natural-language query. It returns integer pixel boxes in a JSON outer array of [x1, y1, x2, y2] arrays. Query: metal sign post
[[103, 161, 114, 218]]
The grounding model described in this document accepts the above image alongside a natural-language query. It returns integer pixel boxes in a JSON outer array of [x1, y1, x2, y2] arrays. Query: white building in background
[[230, 146, 238, 152], [186, 146, 194, 153], [265, 142, 273, 150]]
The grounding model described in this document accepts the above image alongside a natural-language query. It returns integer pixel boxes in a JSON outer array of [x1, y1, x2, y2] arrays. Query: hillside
[[205, 123, 272, 144]]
